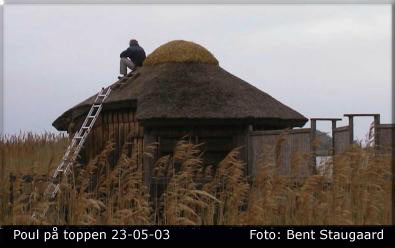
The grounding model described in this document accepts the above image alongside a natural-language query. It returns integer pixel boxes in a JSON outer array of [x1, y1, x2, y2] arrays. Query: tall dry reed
[[0, 133, 392, 225]]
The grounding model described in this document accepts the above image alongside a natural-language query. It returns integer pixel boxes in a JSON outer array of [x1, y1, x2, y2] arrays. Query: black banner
[[0, 226, 394, 245]]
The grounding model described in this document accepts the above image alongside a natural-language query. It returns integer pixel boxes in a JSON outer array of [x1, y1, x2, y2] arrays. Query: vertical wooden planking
[[115, 112, 120, 165], [374, 114, 381, 150], [140, 125, 144, 139], [331, 120, 337, 156], [97, 114, 103, 155], [93, 110, 141, 163], [85, 116, 92, 164], [139, 137, 144, 164], [103, 112, 108, 152], [118, 112, 123, 159], [247, 131, 253, 179], [104, 112, 110, 164], [109, 112, 115, 166], [135, 121, 140, 161], [125, 111, 130, 154], [130, 123, 135, 156], [143, 132, 156, 185], [333, 127, 350, 154], [135, 121, 139, 138], [114, 112, 118, 165], [376, 124, 395, 150], [310, 119, 317, 172], [119, 111, 125, 157], [248, 129, 314, 179], [97, 113, 102, 155], [127, 110, 132, 156], [123, 111, 128, 156], [91, 121, 96, 160], [348, 116, 354, 146], [117, 111, 122, 159]]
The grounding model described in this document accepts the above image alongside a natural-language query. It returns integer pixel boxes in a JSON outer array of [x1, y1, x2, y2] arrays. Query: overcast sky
[[3, 4, 392, 141]]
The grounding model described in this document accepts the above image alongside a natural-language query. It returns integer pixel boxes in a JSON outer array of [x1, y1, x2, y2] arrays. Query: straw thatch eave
[[53, 62, 307, 131]]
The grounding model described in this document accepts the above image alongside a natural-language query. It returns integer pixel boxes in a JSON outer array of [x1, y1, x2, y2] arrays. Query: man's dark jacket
[[120, 44, 146, 67]]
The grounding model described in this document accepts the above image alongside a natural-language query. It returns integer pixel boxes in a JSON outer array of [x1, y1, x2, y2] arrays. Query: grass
[[0, 132, 68, 175], [0, 132, 392, 225], [144, 40, 219, 66]]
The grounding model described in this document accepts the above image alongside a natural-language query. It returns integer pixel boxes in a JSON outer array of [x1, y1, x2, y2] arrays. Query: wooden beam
[[310, 118, 342, 121], [331, 120, 337, 156], [247, 131, 253, 181], [374, 114, 381, 149], [310, 119, 317, 174], [344, 114, 380, 117], [347, 116, 354, 145]]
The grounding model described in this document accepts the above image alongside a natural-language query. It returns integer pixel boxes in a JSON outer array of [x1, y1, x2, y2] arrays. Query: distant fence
[[377, 124, 395, 152], [248, 128, 313, 178], [247, 114, 394, 179], [333, 126, 351, 154]]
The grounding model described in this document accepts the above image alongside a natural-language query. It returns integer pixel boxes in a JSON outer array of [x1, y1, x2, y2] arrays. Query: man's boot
[[118, 74, 127, 80]]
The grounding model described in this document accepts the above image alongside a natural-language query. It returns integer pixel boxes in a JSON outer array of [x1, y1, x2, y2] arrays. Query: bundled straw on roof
[[144, 40, 219, 66]]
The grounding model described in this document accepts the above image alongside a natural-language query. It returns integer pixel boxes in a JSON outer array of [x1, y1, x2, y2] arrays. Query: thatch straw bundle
[[144, 40, 219, 66]]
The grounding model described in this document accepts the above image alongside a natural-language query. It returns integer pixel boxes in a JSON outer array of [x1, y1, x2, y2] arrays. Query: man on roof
[[119, 39, 146, 79]]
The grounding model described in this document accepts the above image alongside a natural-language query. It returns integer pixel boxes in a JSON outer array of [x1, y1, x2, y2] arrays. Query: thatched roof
[[53, 40, 307, 131], [144, 40, 218, 66]]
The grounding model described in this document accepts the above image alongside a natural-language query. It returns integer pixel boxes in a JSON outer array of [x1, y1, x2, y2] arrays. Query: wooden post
[[374, 114, 380, 150], [247, 125, 253, 181], [235, 126, 250, 178], [348, 116, 354, 146], [331, 120, 337, 156], [310, 119, 317, 174]]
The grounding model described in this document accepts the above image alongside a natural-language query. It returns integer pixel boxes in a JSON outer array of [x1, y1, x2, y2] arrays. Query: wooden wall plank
[[92, 122, 96, 159], [124, 111, 130, 150], [127, 110, 132, 155], [143, 132, 156, 185], [115, 112, 120, 164], [103, 112, 108, 152], [119, 111, 125, 157], [109, 112, 115, 166]]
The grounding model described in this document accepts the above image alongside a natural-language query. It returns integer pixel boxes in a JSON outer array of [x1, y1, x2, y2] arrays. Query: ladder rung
[[46, 183, 56, 192], [52, 168, 63, 178], [48, 86, 111, 201], [64, 166, 72, 176], [62, 157, 74, 162], [51, 185, 60, 198], [53, 169, 62, 178]]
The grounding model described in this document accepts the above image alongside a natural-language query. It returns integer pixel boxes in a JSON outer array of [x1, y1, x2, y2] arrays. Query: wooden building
[[52, 40, 307, 185]]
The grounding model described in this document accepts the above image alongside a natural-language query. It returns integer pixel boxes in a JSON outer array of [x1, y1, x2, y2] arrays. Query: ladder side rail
[[62, 104, 104, 177], [50, 87, 111, 201], [32, 86, 113, 220]]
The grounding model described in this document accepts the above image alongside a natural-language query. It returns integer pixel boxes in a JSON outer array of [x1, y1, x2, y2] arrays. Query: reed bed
[[0, 132, 392, 225]]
